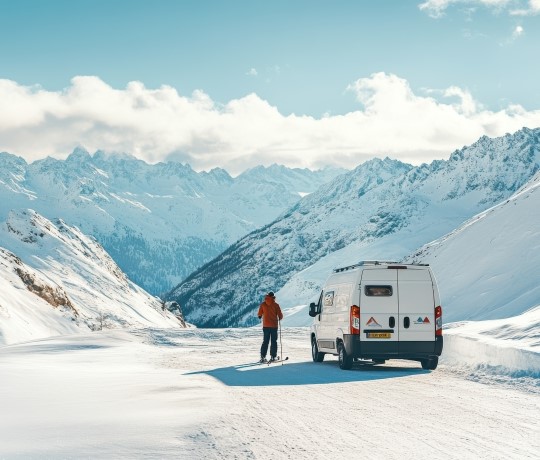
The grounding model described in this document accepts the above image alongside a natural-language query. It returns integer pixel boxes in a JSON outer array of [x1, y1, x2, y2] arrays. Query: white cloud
[[510, 0, 540, 15], [418, 0, 456, 18], [246, 68, 258, 77], [419, 0, 523, 17], [1, 74, 540, 174]]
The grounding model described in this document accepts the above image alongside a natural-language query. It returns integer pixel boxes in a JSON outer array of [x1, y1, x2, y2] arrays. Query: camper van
[[309, 261, 443, 370]]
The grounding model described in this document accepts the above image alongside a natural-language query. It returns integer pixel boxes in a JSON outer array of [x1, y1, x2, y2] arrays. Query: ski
[[235, 361, 267, 368], [267, 356, 288, 365]]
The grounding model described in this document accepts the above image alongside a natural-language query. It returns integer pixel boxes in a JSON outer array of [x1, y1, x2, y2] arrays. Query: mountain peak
[[93, 150, 139, 163], [66, 147, 92, 163], [203, 167, 233, 184], [0, 151, 28, 166]]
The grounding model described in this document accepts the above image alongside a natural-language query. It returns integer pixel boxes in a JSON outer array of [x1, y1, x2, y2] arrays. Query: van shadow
[[185, 361, 428, 387]]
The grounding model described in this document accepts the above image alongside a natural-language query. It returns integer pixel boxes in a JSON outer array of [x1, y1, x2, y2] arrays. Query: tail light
[[435, 305, 443, 336], [350, 305, 360, 334]]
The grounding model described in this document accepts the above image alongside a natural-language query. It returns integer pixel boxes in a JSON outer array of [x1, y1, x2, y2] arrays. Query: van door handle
[[389, 316, 395, 328], [404, 317, 410, 329]]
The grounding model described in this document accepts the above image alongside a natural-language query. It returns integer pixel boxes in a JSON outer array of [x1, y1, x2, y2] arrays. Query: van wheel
[[338, 342, 353, 370], [421, 357, 438, 370], [311, 337, 325, 362]]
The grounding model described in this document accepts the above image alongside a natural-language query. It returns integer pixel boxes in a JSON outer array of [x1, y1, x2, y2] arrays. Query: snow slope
[[0, 247, 82, 345], [0, 209, 184, 345], [0, 149, 343, 294], [405, 170, 540, 323], [169, 127, 540, 327], [0, 326, 537, 459], [281, 167, 540, 327]]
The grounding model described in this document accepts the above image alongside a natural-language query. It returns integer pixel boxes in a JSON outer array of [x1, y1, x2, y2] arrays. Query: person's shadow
[[185, 361, 428, 387]]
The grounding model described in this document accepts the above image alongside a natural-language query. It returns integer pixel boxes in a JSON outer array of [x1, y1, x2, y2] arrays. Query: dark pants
[[260, 327, 278, 358]]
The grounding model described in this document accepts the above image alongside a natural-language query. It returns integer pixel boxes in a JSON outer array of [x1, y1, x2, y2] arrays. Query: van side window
[[323, 291, 335, 306], [365, 285, 393, 296]]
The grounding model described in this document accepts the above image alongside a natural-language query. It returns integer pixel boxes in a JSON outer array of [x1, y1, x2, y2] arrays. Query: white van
[[308, 261, 443, 370]]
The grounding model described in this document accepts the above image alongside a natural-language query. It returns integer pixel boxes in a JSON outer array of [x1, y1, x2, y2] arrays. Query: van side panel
[[316, 271, 356, 352], [335, 283, 353, 333]]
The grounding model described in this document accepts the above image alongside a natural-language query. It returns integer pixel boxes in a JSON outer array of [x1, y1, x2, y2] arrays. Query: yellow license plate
[[366, 332, 391, 339]]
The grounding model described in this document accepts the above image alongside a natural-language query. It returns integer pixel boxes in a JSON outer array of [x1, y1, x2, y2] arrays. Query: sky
[[1, 0, 540, 173]]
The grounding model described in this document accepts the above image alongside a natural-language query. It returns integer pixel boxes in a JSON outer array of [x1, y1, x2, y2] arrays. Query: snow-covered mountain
[[282, 169, 540, 327], [404, 170, 540, 323], [0, 209, 185, 345], [168, 127, 540, 327], [0, 149, 343, 295]]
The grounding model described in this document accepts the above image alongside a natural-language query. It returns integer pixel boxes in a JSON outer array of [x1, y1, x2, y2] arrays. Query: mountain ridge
[[0, 209, 185, 345], [0, 150, 344, 294], [167, 127, 540, 327]]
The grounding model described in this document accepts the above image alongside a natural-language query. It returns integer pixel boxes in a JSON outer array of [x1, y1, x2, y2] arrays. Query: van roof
[[333, 260, 429, 273]]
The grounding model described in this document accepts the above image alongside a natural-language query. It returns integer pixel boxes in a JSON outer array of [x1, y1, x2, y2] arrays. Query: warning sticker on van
[[414, 317, 431, 324], [366, 317, 382, 327]]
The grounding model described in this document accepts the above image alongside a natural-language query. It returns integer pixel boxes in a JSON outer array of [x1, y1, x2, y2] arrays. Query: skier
[[257, 292, 283, 363]]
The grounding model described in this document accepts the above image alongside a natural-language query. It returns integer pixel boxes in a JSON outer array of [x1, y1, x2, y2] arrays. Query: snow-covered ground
[[0, 325, 538, 459]]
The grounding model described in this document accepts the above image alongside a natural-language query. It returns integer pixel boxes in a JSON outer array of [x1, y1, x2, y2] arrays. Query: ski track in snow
[[0, 327, 539, 459]]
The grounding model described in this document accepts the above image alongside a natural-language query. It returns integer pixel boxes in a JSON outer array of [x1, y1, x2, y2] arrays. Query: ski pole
[[279, 318, 283, 366]]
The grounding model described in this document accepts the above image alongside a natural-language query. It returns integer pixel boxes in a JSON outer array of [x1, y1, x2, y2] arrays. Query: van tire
[[338, 342, 353, 370], [311, 337, 325, 362], [421, 357, 438, 370]]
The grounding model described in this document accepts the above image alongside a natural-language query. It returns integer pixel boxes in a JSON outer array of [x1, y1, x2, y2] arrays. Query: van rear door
[[397, 268, 436, 342], [359, 269, 399, 352]]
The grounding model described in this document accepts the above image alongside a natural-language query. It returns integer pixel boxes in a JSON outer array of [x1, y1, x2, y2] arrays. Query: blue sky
[[1, 0, 540, 172]]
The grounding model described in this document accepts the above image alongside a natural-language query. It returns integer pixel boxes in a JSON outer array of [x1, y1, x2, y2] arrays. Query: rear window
[[365, 285, 393, 297]]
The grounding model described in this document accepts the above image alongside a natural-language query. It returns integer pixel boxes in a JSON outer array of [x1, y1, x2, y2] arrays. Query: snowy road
[[0, 327, 539, 459]]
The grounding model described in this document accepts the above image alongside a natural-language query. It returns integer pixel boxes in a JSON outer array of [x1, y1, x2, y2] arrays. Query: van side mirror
[[308, 302, 319, 317]]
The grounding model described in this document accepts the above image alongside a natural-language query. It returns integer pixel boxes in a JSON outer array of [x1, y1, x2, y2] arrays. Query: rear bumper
[[343, 334, 443, 360]]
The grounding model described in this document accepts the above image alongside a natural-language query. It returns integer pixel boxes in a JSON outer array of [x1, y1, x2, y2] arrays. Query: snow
[[170, 128, 540, 328], [280, 168, 540, 328], [0, 150, 343, 294], [0, 210, 184, 345], [1, 130, 539, 457], [443, 306, 540, 381], [0, 325, 538, 458], [406, 170, 540, 323], [0, 248, 81, 344]]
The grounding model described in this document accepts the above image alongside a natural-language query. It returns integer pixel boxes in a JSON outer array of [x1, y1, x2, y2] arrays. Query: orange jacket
[[257, 295, 283, 328]]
